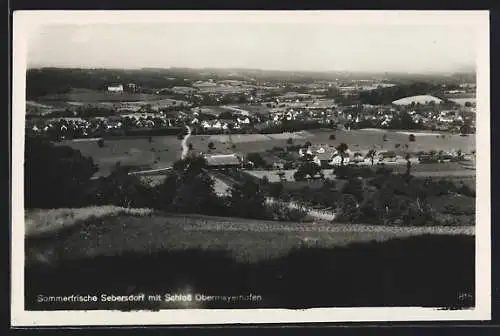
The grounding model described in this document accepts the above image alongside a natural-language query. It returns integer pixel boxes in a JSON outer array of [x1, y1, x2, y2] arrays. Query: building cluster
[[28, 76, 477, 139]]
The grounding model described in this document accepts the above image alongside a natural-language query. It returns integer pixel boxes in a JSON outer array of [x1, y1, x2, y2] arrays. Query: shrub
[[266, 202, 309, 222], [293, 170, 306, 181], [341, 178, 365, 202], [335, 166, 375, 180], [375, 166, 393, 176], [335, 194, 361, 222]]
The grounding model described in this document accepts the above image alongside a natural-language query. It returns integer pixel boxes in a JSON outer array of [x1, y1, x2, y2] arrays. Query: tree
[[335, 194, 361, 222], [460, 124, 472, 136], [93, 164, 155, 208], [246, 152, 267, 168], [286, 137, 293, 145], [172, 155, 207, 175], [157, 156, 223, 215], [25, 138, 98, 208], [341, 177, 364, 203], [148, 136, 153, 143], [97, 139, 105, 148], [366, 149, 377, 166], [208, 142, 215, 151], [329, 134, 336, 140], [336, 143, 349, 166], [268, 182, 284, 198], [408, 134, 416, 142], [405, 153, 412, 177], [171, 172, 220, 215], [293, 170, 306, 181], [296, 158, 322, 179], [229, 177, 267, 219], [305, 141, 312, 147]]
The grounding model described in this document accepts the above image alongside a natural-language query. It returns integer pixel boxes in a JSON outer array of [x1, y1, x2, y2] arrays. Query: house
[[329, 153, 351, 166], [107, 84, 124, 92], [204, 154, 241, 170], [127, 83, 138, 92]]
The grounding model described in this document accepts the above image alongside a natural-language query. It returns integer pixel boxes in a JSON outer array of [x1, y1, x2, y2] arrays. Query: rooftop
[[205, 154, 241, 167]]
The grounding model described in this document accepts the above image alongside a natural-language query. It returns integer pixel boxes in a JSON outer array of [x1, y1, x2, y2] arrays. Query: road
[[181, 125, 192, 160]]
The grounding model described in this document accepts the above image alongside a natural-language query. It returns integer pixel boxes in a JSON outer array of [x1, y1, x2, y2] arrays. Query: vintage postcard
[[11, 10, 490, 326]]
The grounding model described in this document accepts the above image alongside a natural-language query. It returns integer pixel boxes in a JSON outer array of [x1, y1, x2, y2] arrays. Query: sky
[[27, 22, 479, 73]]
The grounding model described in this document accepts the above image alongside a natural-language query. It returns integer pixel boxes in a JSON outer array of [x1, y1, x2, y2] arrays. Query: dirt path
[[180, 125, 192, 159]]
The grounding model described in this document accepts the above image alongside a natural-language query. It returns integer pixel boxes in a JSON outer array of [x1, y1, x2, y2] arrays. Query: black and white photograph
[[11, 10, 490, 325]]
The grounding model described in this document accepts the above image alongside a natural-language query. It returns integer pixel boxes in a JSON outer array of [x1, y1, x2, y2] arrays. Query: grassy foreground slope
[[25, 207, 475, 310]]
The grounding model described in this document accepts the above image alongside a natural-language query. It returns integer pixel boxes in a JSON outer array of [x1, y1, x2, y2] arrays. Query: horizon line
[[26, 65, 477, 76]]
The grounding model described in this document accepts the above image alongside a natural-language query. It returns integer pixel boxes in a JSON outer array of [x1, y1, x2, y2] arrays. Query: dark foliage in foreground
[[25, 234, 474, 310], [25, 138, 98, 208]]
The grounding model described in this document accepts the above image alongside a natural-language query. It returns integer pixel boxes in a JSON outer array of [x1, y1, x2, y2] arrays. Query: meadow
[[310, 129, 476, 154], [59, 135, 182, 177], [25, 208, 475, 310], [26, 208, 474, 264], [189, 129, 475, 156], [38, 88, 171, 102], [59, 127, 475, 179], [187, 131, 315, 155]]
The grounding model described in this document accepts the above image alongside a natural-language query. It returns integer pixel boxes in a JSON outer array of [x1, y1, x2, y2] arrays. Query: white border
[[11, 10, 491, 326]]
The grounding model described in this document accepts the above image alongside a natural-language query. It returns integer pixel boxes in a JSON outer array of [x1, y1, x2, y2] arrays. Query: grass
[[189, 129, 475, 161], [25, 206, 153, 237], [24, 206, 475, 310], [308, 129, 476, 154], [39, 89, 173, 102], [25, 208, 474, 264], [25, 232, 475, 310], [59, 135, 182, 177], [188, 132, 314, 156]]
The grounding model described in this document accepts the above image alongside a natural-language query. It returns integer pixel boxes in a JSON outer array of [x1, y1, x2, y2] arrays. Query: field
[[25, 208, 475, 309], [187, 131, 315, 155], [309, 129, 476, 154], [449, 98, 476, 106], [224, 104, 272, 116], [58, 127, 475, 179], [59, 135, 182, 177], [38, 88, 173, 102], [187, 129, 475, 157], [26, 208, 474, 264], [27, 89, 188, 115]]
